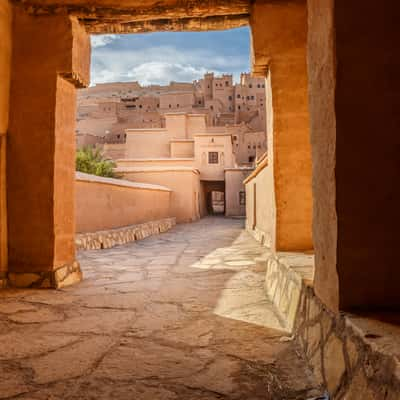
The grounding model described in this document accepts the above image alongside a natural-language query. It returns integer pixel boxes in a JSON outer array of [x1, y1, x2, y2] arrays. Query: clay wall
[[0, 0, 12, 279], [225, 168, 252, 217], [245, 156, 274, 247], [118, 168, 201, 223], [186, 114, 207, 138], [164, 113, 187, 139], [250, 0, 313, 252], [102, 143, 126, 159], [125, 128, 170, 158], [308, 0, 400, 311], [117, 158, 194, 168], [194, 134, 234, 181], [170, 140, 194, 158], [159, 92, 194, 112], [75, 172, 171, 233]]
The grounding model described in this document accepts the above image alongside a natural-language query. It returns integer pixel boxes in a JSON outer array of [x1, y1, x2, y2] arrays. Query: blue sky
[[90, 27, 250, 86]]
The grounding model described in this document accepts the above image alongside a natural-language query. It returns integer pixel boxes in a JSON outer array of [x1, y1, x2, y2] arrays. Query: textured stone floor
[[0, 217, 322, 399]]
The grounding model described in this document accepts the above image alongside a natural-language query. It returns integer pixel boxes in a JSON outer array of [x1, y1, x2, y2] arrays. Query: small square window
[[208, 152, 219, 164]]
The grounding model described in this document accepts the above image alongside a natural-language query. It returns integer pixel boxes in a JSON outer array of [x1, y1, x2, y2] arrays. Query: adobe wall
[[125, 129, 170, 158], [194, 134, 234, 180], [244, 157, 274, 247], [250, 0, 313, 252], [170, 140, 194, 158], [75, 172, 172, 233], [118, 168, 201, 223], [102, 143, 126, 159], [225, 169, 251, 217], [0, 0, 12, 282], [117, 158, 194, 168], [308, 0, 400, 311]]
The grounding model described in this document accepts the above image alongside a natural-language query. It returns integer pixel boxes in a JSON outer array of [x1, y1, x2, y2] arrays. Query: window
[[262, 84, 265, 88], [238, 105, 241, 110], [177, 104, 179, 108], [249, 156, 255, 162], [249, 84, 253, 88], [208, 152, 219, 164], [117, 134, 120, 139], [225, 81, 229, 86], [139, 105, 142, 108], [228, 96, 232, 101], [169, 104, 171, 108], [246, 96, 250, 100], [239, 191, 246, 206], [237, 94, 241, 99], [198, 100, 202, 104], [251, 95, 255, 100], [257, 84, 261, 88]]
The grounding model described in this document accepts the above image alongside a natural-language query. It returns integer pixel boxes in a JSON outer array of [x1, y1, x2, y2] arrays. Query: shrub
[[76, 147, 117, 178]]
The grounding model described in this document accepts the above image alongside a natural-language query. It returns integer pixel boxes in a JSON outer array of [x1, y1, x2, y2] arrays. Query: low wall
[[76, 217, 176, 250], [262, 254, 400, 399], [76, 172, 172, 233]]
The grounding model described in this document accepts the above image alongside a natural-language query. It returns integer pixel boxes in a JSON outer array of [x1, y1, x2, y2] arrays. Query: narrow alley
[[0, 218, 321, 399]]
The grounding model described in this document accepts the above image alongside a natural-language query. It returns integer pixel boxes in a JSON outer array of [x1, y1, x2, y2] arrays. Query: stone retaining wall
[[76, 217, 176, 250], [263, 254, 400, 399]]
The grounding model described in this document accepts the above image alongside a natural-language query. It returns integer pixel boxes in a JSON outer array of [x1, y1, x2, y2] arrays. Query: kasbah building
[[1, 1, 400, 399], [77, 72, 268, 221]]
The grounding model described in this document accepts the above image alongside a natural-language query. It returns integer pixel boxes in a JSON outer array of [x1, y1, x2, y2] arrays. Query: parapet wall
[[76, 217, 176, 250], [262, 253, 400, 399], [76, 172, 172, 233]]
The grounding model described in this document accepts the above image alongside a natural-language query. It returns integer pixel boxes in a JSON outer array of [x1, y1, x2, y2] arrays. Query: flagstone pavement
[[0, 217, 321, 399]]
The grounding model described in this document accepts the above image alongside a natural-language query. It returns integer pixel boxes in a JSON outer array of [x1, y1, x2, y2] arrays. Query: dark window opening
[[239, 191, 246, 206], [208, 152, 219, 164]]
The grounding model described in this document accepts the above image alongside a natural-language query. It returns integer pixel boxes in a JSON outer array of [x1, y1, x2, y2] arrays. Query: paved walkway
[[0, 217, 321, 399]]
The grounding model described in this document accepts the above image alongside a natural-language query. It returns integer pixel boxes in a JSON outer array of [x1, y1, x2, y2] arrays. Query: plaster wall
[[308, 0, 400, 311], [194, 135, 234, 180], [250, 0, 313, 252], [245, 160, 274, 248], [170, 140, 194, 158], [7, 9, 90, 274], [225, 169, 251, 217], [160, 92, 193, 111], [125, 129, 170, 158], [165, 113, 187, 139], [117, 158, 194, 168], [186, 114, 207, 137], [102, 143, 126, 159], [0, 0, 11, 278], [75, 172, 171, 233], [120, 169, 201, 223]]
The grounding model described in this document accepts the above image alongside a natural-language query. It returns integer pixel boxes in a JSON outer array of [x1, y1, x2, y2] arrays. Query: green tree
[[76, 147, 117, 178]]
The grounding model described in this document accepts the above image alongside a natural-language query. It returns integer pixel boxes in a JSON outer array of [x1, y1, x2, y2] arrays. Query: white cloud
[[90, 40, 248, 85], [91, 35, 119, 48], [125, 62, 219, 85]]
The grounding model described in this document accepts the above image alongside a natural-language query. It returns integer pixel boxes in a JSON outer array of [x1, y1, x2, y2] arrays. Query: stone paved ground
[[0, 217, 322, 399]]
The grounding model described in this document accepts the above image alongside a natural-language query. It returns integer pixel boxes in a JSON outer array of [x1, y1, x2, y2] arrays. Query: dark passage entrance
[[201, 181, 225, 216]]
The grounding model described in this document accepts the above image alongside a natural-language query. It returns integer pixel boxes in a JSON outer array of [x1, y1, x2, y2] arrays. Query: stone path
[[0, 217, 321, 399]]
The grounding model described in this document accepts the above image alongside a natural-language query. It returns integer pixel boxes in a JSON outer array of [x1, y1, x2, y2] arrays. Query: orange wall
[[75, 173, 172, 233], [0, 0, 12, 276], [120, 169, 201, 223]]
